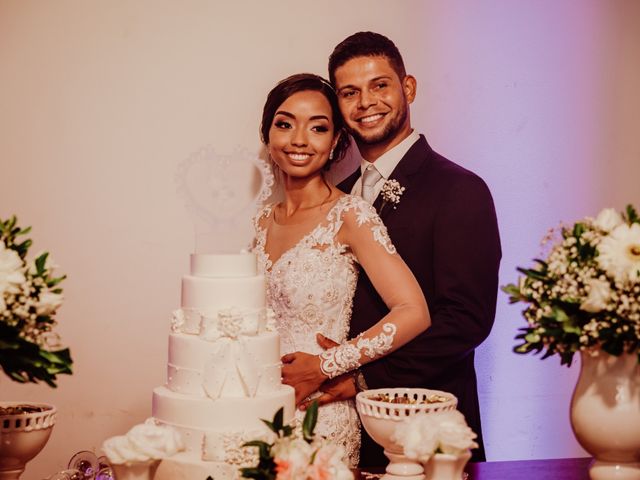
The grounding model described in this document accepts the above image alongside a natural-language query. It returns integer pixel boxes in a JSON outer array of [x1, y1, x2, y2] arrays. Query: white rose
[[580, 278, 611, 313], [36, 290, 64, 316], [0, 240, 26, 297], [101, 419, 183, 464], [393, 414, 438, 461], [594, 208, 623, 232], [127, 419, 183, 460], [436, 411, 478, 455], [102, 435, 149, 464]]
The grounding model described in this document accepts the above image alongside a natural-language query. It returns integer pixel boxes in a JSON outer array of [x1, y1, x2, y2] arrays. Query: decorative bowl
[[356, 388, 457, 480], [0, 401, 57, 480]]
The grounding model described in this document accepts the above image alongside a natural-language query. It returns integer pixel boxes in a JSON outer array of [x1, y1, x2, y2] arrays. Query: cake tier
[[190, 253, 257, 277], [152, 385, 294, 454], [167, 332, 282, 397], [181, 275, 265, 316]]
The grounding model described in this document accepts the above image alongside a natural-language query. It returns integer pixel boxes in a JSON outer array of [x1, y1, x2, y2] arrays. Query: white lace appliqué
[[319, 323, 398, 378]]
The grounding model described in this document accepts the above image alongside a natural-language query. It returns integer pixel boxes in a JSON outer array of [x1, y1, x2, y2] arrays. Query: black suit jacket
[[338, 135, 501, 465]]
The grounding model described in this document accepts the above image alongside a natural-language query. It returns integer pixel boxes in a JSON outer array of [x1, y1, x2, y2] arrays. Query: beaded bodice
[[254, 196, 365, 355]]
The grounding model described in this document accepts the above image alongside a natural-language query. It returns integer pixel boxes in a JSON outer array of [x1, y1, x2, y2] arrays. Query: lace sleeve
[[335, 196, 397, 256], [320, 196, 430, 379]]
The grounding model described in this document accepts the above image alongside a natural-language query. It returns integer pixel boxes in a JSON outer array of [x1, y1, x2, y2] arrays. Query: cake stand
[[356, 388, 457, 480]]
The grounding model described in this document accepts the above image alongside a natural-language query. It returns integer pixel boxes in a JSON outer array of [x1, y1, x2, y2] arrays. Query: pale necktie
[[361, 164, 383, 204]]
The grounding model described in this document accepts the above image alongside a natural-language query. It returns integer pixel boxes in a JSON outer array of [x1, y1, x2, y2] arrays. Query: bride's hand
[[281, 351, 327, 405]]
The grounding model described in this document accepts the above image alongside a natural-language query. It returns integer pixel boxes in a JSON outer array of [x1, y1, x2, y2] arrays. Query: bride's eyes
[[312, 125, 329, 133], [274, 120, 292, 129]]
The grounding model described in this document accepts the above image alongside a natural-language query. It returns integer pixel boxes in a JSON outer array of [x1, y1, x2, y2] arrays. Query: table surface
[[358, 457, 592, 480]]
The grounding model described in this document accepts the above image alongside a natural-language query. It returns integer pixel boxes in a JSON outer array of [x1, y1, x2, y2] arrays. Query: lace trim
[[319, 323, 398, 379]]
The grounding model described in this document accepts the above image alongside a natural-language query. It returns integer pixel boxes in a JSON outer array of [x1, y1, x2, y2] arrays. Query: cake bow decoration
[[203, 338, 260, 398], [175, 145, 274, 254]]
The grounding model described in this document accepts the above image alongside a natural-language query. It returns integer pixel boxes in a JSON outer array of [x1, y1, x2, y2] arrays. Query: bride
[[253, 73, 430, 466]]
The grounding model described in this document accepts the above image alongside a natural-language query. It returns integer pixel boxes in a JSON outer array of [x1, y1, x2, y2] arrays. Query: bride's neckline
[[261, 195, 349, 270], [271, 194, 344, 227]]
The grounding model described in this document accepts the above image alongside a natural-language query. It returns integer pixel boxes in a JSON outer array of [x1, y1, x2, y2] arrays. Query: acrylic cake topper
[[175, 145, 274, 253]]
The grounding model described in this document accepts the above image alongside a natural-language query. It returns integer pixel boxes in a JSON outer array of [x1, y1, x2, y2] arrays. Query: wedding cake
[[152, 252, 295, 480]]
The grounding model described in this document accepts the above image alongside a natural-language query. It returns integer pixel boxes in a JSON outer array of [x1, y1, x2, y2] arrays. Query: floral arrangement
[[0, 216, 72, 386], [392, 410, 478, 461], [503, 205, 640, 366], [380, 179, 405, 210], [240, 402, 353, 480]]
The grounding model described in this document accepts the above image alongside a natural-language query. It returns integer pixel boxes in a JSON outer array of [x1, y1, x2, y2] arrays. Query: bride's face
[[268, 90, 337, 179]]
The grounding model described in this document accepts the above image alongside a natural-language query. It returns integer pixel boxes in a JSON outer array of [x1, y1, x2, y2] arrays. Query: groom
[[317, 32, 501, 465]]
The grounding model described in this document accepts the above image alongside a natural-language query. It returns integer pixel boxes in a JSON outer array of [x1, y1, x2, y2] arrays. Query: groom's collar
[[358, 130, 420, 181]]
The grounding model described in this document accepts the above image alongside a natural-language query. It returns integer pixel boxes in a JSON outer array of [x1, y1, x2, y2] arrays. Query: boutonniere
[[380, 179, 406, 211]]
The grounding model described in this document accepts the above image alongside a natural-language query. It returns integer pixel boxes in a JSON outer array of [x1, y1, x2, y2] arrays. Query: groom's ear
[[403, 75, 417, 104]]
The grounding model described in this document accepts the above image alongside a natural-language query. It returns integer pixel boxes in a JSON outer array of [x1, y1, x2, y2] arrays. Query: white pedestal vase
[[570, 350, 640, 480], [0, 402, 57, 480], [422, 451, 470, 480], [110, 460, 160, 480]]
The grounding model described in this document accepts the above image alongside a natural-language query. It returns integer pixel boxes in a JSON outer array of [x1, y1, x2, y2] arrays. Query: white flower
[[597, 223, 640, 284], [580, 278, 611, 313], [308, 442, 353, 480], [35, 290, 64, 316], [393, 410, 477, 460], [102, 419, 183, 464], [272, 437, 313, 480], [593, 208, 624, 232], [436, 411, 479, 455], [0, 240, 26, 299], [380, 179, 405, 208]]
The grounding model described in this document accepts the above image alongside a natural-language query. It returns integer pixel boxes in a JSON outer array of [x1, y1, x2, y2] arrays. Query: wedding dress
[[253, 194, 397, 467]]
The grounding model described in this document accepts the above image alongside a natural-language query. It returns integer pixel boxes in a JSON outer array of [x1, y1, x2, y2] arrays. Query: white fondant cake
[[152, 253, 295, 480]]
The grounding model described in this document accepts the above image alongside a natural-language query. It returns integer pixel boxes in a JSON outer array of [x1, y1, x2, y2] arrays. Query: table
[[357, 457, 592, 480]]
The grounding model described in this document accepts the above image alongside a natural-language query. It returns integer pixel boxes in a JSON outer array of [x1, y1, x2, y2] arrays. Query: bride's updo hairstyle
[[261, 73, 350, 171]]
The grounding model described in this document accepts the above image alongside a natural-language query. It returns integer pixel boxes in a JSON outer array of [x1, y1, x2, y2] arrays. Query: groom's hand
[[281, 352, 327, 405], [299, 373, 357, 410]]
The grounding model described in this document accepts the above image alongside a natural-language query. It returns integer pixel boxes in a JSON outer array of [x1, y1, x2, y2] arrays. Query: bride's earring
[[329, 149, 334, 161]]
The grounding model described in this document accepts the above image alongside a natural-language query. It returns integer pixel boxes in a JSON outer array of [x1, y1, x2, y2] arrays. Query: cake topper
[[175, 145, 274, 253]]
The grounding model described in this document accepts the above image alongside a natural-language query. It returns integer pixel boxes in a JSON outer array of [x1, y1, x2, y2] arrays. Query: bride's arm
[[282, 201, 430, 403]]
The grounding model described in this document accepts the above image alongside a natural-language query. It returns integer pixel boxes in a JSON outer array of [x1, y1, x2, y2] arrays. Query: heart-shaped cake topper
[[175, 145, 274, 253]]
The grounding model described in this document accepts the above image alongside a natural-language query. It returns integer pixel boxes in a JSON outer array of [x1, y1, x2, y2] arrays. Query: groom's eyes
[[340, 89, 357, 98]]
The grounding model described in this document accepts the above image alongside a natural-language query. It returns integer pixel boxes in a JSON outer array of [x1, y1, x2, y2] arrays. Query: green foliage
[[240, 402, 319, 480], [0, 215, 73, 387]]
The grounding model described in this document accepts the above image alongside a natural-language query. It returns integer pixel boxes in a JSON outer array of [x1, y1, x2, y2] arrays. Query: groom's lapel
[[374, 135, 430, 219]]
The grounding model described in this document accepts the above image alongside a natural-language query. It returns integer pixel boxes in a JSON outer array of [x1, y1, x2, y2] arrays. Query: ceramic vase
[[422, 451, 470, 480], [570, 350, 640, 480], [110, 459, 160, 480], [0, 402, 57, 480]]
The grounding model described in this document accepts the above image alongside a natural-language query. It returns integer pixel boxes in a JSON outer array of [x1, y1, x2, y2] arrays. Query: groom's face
[[334, 56, 414, 146]]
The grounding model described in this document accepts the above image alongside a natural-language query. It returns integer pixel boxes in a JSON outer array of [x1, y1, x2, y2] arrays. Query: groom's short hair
[[328, 31, 407, 85]]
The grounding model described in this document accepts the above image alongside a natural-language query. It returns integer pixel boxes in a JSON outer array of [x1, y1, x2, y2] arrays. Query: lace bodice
[[253, 194, 396, 466]]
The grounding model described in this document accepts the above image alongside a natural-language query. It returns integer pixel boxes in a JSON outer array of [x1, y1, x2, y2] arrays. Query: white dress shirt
[[350, 130, 420, 200]]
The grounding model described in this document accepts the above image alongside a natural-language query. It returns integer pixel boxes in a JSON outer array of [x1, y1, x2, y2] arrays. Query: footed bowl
[[0, 402, 57, 480], [356, 388, 457, 480]]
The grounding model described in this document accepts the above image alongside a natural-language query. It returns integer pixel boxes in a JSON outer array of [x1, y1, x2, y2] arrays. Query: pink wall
[[1, 1, 639, 478]]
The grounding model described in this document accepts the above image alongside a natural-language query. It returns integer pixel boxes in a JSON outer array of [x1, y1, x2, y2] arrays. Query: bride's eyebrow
[[274, 111, 329, 122], [274, 110, 295, 119]]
